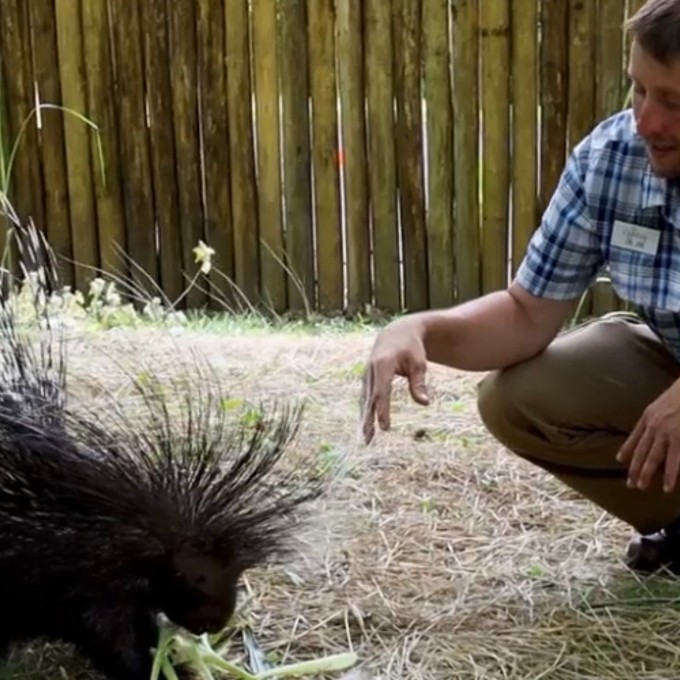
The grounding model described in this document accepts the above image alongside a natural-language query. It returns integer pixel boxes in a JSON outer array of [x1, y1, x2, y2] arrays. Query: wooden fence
[[0, 0, 646, 315]]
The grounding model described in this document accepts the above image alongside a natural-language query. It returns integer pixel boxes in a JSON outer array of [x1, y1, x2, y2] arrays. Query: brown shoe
[[625, 531, 680, 575]]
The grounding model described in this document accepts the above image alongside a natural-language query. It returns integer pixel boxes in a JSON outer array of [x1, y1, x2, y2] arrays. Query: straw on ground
[[4, 320, 680, 680]]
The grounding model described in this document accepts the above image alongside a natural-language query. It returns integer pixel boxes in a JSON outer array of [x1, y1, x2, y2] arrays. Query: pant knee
[[476, 370, 498, 429], [476, 357, 564, 451], [476, 368, 523, 446]]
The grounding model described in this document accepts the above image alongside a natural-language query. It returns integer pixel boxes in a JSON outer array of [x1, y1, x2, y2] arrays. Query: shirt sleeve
[[514, 137, 604, 300]]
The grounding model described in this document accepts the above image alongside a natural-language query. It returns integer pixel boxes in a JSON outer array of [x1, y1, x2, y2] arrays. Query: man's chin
[[646, 146, 680, 178]]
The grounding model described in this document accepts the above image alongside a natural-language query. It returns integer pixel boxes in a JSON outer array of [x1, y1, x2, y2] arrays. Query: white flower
[[192, 240, 215, 275]]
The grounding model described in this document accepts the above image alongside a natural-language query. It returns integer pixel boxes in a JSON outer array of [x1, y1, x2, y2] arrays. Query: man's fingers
[[625, 425, 654, 488], [361, 352, 430, 443], [617, 419, 644, 466], [635, 435, 667, 490], [408, 363, 430, 406], [363, 418, 375, 445], [663, 447, 680, 493], [360, 362, 394, 442], [376, 374, 392, 433], [360, 367, 376, 444]]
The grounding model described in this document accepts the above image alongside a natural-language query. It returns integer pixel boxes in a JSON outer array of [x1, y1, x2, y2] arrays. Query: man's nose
[[636, 99, 667, 138]]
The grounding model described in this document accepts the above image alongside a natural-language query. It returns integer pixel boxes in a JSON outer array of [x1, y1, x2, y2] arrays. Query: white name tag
[[611, 220, 660, 255]]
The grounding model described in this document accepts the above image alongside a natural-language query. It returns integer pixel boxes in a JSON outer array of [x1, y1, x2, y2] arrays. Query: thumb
[[409, 363, 430, 405]]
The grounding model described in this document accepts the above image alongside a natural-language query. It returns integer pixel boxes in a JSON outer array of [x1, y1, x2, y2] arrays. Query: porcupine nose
[[186, 605, 231, 634]]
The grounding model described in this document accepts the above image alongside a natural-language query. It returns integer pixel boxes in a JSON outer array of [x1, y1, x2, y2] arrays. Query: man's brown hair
[[626, 0, 680, 63]]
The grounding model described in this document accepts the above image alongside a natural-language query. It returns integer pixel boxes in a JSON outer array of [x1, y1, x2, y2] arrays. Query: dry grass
[[6, 321, 680, 679]]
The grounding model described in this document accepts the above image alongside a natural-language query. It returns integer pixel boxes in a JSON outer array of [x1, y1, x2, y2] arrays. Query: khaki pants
[[477, 312, 680, 535]]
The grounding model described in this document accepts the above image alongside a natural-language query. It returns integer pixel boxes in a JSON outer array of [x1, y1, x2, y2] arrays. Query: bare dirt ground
[[7, 324, 680, 679]]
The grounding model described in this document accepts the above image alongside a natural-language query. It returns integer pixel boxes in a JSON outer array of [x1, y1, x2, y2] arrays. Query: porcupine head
[[102, 389, 325, 637]]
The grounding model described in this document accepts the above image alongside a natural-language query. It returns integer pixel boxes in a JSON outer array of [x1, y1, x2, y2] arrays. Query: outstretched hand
[[360, 321, 431, 444], [617, 379, 680, 493]]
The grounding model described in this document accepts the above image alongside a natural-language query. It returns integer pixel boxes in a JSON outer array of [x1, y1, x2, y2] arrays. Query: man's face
[[629, 40, 680, 177]]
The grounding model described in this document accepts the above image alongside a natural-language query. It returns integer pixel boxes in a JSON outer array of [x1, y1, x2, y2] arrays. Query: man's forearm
[[408, 289, 573, 372]]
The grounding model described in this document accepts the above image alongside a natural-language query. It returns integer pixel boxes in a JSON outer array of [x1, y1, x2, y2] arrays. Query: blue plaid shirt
[[516, 108, 680, 362]]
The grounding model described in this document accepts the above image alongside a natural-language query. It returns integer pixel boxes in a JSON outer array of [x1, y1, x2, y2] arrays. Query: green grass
[[180, 308, 397, 337]]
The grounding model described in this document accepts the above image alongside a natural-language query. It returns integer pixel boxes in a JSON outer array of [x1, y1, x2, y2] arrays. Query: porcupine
[[0, 220, 332, 680]]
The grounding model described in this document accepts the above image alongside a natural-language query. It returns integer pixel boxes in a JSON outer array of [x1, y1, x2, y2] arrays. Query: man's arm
[[360, 284, 578, 443], [361, 131, 602, 442], [410, 281, 578, 372]]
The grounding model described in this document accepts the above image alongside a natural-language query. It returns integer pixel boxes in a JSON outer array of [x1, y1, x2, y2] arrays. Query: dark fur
[[0, 222, 328, 679]]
